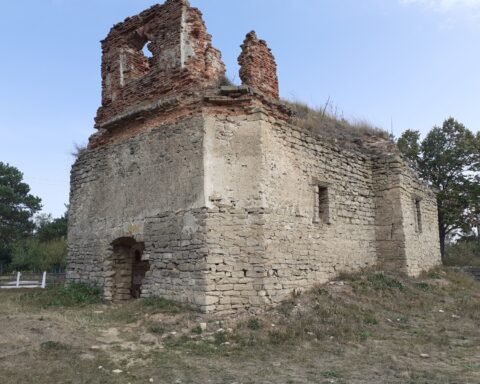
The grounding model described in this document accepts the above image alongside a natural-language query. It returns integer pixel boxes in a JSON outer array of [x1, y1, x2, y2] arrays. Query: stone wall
[[372, 154, 441, 276], [201, 113, 269, 312], [372, 155, 407, 271], [67, 116, 209, 303], [198, 113, 378, 312], [261, 118, 379, 300], [68, 106, 441, 312], [193, 112, 441, 313], [400, 166, 441, 276]]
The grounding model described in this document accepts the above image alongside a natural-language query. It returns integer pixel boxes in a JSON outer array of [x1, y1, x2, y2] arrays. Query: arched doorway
[[111, 237, 149, 301]]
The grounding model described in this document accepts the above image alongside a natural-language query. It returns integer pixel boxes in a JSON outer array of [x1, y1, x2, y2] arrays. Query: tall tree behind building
[[397, 118, 480, 260], [0, 162, 42, 267]]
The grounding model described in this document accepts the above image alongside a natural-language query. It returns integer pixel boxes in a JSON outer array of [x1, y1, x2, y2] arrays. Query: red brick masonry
[[238, 31, 279, 100], [91, 0, 281, 148]]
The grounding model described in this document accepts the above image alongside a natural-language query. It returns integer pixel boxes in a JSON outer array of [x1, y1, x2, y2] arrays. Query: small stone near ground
[[79, 353, 95, 361], [140, 333, 158, 345]]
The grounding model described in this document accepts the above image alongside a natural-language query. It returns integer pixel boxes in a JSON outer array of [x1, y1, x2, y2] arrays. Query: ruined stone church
[[67, 0, 441, 313]]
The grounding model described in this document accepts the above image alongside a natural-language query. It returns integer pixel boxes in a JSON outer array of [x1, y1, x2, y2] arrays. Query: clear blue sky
[[1, 0, 479, 217]]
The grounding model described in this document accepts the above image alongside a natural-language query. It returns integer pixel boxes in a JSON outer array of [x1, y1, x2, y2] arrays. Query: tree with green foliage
[[11, 237, 67, 272], [10, 210, 69, 272], [35, 212, 68, 242], [397, 118, 480, 261], [0, 162, 42, 266]]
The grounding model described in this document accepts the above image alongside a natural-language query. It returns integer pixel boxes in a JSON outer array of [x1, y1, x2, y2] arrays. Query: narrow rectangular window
[[314, 185, 330, 224], [414, 198, 422, 233]]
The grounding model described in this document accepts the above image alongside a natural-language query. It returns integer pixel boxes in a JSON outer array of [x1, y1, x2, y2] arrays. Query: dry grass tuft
[[284, 100, 391, 151]]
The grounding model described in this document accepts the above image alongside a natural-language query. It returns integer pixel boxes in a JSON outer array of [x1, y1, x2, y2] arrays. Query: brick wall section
[[95, 0, 225, 128], [238, 31, 279, 100]]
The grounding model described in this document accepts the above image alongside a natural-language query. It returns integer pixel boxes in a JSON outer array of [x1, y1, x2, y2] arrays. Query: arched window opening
[[122, 33, 154, 82], [142, 41, 154, 59]]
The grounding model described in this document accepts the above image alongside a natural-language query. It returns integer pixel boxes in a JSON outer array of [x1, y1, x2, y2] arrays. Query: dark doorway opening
[[111, 238, 149, 301]]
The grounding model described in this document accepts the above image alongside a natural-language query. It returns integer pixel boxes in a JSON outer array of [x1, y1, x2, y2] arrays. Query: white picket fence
[[0, 272, 47, 289]]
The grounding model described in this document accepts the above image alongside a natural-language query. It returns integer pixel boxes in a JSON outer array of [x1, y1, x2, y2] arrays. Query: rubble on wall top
[[95, 1, 282, 130]]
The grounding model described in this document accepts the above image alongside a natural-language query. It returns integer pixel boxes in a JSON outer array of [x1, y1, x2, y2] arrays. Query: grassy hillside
[[0, 267, 479, 383]]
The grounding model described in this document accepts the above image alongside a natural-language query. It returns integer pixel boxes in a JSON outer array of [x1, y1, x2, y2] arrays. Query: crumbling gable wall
[[96, 0, 225, 127]]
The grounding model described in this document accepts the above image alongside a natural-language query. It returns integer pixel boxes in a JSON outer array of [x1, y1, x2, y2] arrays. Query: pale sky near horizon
[[0, 0, 479, 218]]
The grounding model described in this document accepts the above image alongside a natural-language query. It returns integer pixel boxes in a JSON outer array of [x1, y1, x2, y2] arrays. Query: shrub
[[20, 282, 102, 308], [141, 297, 187, 314], [268, 330, 294, 345], [40, 341, 70, 351], [363, 313, 378, 325], [214, 331, 227, 345], [247, 318, 262, 330], [11, 238, 67, 272], [367, 273, 404, 292], [427, 270, 443, 279], [444, 241, 480, 267], [149, 325, 166, 335], [414, 282, 430, 291], [321, 370, 339, 378], [358, 330, 370, 341]]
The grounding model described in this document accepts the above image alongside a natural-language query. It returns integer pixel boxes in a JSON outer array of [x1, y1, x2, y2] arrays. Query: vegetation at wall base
[[18, 282, 102, 308]]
